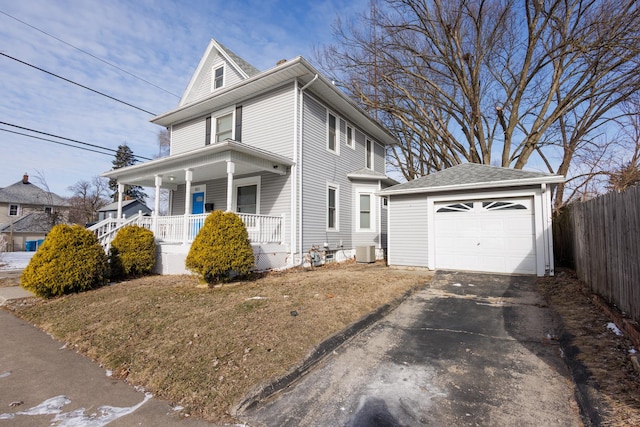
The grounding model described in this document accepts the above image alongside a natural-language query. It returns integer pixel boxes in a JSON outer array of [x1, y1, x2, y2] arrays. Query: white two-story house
[[100, 39, 398, 273]]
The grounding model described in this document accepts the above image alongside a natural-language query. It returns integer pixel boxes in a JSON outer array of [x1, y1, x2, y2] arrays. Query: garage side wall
[[387, 194, 429, 267]]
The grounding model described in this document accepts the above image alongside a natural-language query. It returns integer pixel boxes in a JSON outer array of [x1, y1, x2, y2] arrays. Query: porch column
[[182, 169, 193, 245], [116, 183, 124, 219], [153, 175, 162, 235], [226, 161, 235, 212]]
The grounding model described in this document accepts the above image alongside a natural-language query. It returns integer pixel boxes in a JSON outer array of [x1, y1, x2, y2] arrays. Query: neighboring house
[[100, 39, 399, 273], [98, 198, 151, 221], [0, 174, 70, 251], [379, 163, 564, 277]]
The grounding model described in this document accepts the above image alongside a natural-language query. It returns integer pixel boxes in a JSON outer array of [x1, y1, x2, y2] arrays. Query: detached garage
[[380, 163, 564, 276]]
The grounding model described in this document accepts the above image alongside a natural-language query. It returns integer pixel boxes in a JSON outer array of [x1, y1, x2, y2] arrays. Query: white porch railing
[[154, 212, 284, 244], [87, 211, 149, 251], [90, 212, 283, 249]]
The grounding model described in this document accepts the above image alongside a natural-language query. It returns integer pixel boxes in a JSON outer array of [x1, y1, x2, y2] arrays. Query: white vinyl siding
[[171, 118, 206, 155], [387, 194, 429, 267], [184, 54, 245, 103], [242, 84, 294, 158]]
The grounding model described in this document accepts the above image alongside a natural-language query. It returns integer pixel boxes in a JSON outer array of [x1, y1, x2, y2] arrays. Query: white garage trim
[[434, 197, 536, 274], [426, 187, 553, 276]]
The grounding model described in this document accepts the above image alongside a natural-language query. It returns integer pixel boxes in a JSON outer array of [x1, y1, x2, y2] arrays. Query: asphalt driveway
[[239, 271, 582, 426]]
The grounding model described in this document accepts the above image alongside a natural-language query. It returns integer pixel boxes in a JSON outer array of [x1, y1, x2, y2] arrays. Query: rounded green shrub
[[185, 211, 255, 284], [110, 225, 156, 278], [21, 224, 108, 298]]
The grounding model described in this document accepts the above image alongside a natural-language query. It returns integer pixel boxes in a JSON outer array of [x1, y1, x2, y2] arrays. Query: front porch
[[89, 211, 289, 273]]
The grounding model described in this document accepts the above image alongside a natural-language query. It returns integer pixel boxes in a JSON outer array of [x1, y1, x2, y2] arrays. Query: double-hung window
[[365, 138, 373, 169], [205, 111, 233, 145], [215, 113, 233, 142], [327, 112, 338, 154], [346, 123, 354, 149], [327, 184, 338, 231], [356, 189, 376, 231], [9, 204, 18, 216], [213, 65, 224, 90]]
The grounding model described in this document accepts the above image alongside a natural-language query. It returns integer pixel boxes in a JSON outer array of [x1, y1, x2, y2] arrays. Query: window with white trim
[[233, 177, 261, 214], [346, 123, 354, 149], [365, 138, 373, 169], [327, 112, 338, 154], [327, 184, 338, 230], [358, 193, 373, 230], [215, 112, 233, 142], [213, 65, 224, 90], [9, 204, 19, 216]]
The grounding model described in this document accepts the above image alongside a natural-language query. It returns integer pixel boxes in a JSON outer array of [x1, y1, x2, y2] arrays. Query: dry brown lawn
[[538, 269, 640, 426], [2, 261, 430, 423], [2, 262, 639, 425]]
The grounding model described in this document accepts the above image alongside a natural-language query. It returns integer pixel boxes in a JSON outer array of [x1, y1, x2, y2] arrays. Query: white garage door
[[434, 198, 536, 274]]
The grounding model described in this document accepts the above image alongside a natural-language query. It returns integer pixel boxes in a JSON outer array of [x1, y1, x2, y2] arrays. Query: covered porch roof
[[101, 140, 294, 189]]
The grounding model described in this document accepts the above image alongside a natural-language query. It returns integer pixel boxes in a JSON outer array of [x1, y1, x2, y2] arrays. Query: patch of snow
[[0, 252, 34, 270], [0, 393, 153, 426], [0, 371, 10, 379], [172, 405, 184, 412], [467, 283, 475, 287], [629, 348, 637, 354], [105, 370, 113, 377], [452, 283, 462, 287], [245, 296, 267, 301], [607, 322, 623, 336]]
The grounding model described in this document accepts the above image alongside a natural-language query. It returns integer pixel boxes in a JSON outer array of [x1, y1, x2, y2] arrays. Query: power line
[[0, 9, 180, 98], [0, 128, 115, 157], [0, 52, 157, 116], [0, 121, 153, 161]]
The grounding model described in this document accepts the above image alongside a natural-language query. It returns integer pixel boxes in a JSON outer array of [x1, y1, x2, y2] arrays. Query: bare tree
[[67, 177, 110, 225], [316, 0, 640, 209], [606, 97, 640, 192]]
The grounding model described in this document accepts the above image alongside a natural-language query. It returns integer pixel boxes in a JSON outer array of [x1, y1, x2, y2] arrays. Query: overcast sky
[[0, 0, 368, 197]]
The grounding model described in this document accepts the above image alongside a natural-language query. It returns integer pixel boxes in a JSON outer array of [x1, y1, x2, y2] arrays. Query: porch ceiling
[[101, 140, 293, 189]]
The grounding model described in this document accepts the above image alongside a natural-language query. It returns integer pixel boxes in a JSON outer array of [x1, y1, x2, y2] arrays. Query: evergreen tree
[[108, 144, 148, 202]]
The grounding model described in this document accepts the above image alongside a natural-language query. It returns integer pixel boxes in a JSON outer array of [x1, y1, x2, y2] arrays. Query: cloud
[[0, 0, 368, 197]]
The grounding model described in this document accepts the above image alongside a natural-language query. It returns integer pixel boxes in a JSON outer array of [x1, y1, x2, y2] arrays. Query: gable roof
[[379, 163, 564, 195], [0, 212, 56, 233], [154, 56, 399, 147], [0, 180, 68, 207], [179, 39, 261, 106]]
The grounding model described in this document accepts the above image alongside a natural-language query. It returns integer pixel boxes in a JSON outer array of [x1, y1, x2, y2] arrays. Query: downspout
[[291, 78, 298, 265], [297, 74, 318, 263]]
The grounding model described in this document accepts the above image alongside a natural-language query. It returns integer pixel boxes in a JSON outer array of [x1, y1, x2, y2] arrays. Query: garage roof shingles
[[381, 163, 563, 194]]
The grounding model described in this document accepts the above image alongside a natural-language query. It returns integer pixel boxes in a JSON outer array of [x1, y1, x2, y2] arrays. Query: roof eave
[[379, 175, 565, 196]]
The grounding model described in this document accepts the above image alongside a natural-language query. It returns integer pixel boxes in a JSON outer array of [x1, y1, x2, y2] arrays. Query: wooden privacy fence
[[553, 186, 640, 323]]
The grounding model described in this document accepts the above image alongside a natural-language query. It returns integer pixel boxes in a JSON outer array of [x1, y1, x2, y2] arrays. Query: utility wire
[[0, 9, 180, 98], [0, 52, 157, 116], [0, 121, 152, 161], [1, 128, 115, 157]]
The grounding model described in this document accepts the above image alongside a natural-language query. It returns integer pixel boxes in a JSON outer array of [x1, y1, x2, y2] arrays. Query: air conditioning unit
[[355, 245, 375, 263]]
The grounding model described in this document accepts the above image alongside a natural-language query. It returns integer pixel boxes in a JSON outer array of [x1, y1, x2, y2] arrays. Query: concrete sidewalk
[[0, 285, 33, 306], [0, 309, 225, 426]]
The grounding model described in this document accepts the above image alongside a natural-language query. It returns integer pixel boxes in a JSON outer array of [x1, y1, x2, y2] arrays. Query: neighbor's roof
[[0, 212, 56, 233], [99, 199, 150, 212], [0, 180, 69, 206], [379, 163, 564, 195]]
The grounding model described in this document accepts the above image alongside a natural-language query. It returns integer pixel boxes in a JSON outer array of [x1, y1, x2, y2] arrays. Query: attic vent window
[[213, 65, 224, 90]]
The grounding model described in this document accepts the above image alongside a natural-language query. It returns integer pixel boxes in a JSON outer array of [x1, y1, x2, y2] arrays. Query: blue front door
[[192, 192, 205, 214]]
